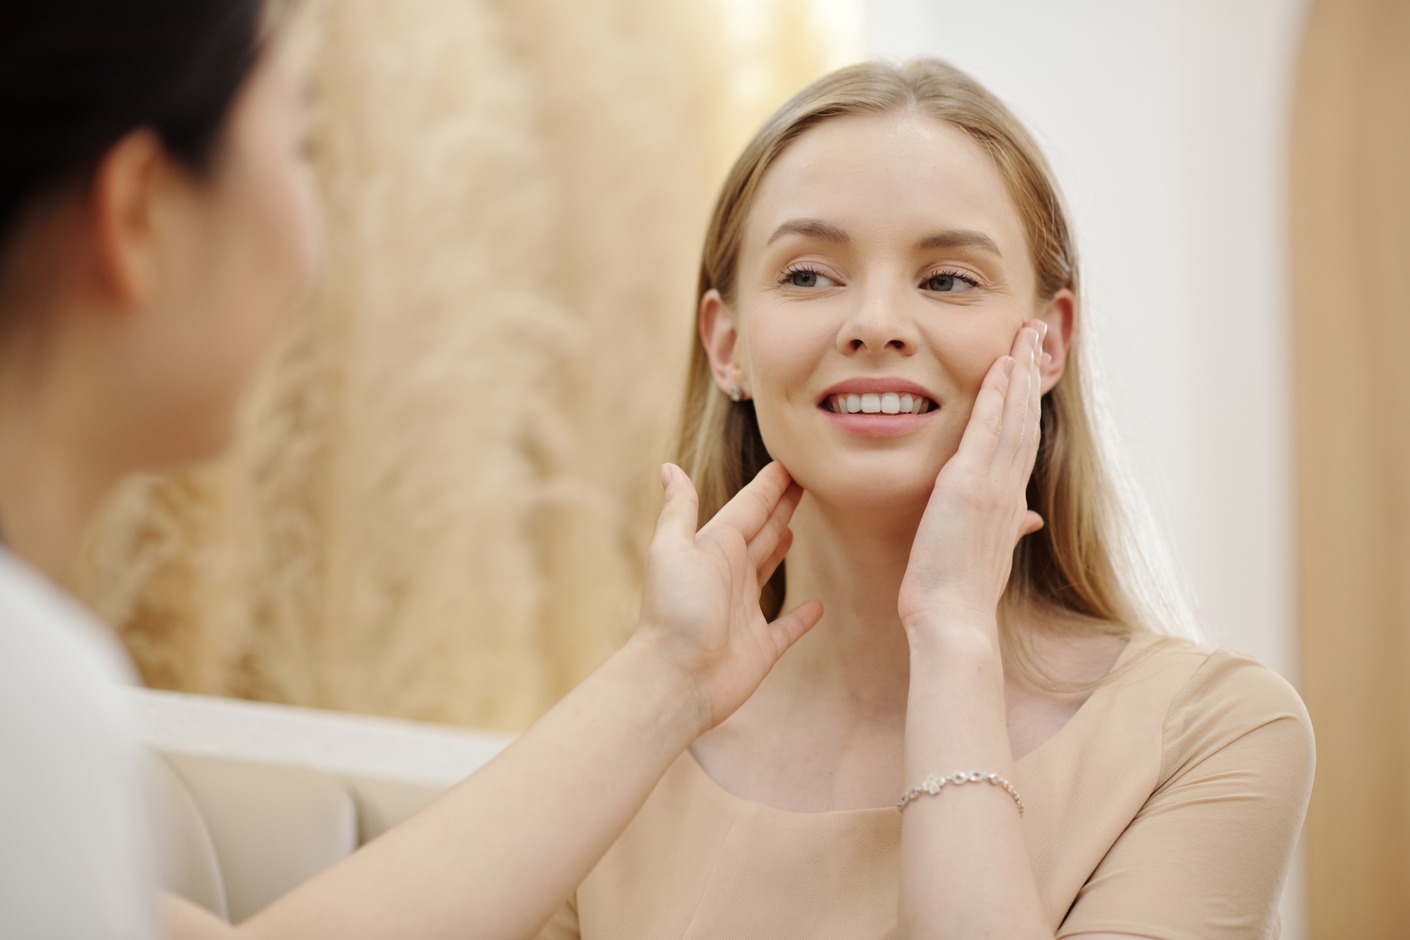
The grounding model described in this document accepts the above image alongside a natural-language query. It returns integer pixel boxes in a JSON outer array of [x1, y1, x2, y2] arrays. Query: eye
[[779, 265, 838, 289], [922, 269, 981, 293]]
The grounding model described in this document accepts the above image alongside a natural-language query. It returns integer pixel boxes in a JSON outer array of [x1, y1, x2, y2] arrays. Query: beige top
[[539, 633, 1314, 939]]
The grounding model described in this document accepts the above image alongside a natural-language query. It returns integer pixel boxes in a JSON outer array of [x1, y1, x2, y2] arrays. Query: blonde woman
[[541, 59, 1314, 939]]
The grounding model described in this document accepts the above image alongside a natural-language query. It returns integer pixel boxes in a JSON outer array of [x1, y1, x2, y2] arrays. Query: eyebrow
[[766, 218, 850, 246], [766, 218, 1002, 258], [915, 229, 1002, 257]]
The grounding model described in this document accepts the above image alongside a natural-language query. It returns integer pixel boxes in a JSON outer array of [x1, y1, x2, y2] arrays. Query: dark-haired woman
[[0, 3, 820, 938]]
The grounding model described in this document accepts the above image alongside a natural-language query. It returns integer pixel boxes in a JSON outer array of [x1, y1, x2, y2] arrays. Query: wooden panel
[[1292, 2, 1410, 936]]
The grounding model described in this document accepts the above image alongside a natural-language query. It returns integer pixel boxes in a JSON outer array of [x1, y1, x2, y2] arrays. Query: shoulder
[[1167, 642, 1309, 725], [1130, 636, 1314, 793], [0, 549, 138, 691], [0, 548, 147, 814], [1138, 637, 1312, 742], [0, 553, 159, 937], [0, 547, 144, 764]]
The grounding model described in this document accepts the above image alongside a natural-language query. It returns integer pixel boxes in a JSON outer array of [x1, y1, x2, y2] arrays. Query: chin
[[785, 455, 942, 516]]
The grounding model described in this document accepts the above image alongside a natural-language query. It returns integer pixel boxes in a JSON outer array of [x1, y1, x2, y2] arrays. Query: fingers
[[767, 598, 824, 656], [745, 481, 802, 573], [756, 526, 793, 588], [701, 461, 794, 542], [996, 323, 1043, 467], [652, 463, 700, 546], [953, 354, 1014, 464], [657, 462, 802, 589], [1020, 324, 1046, 474]]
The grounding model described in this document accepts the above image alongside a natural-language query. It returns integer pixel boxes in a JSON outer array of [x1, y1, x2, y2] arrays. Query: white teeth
[[826, 391, 934, 414]]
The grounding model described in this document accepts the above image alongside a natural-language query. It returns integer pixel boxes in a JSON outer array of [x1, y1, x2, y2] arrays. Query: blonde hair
[[676, 58, 1197, 673]]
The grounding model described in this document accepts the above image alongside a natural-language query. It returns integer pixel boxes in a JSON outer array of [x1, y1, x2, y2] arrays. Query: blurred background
[[67, 1, 1407, 937]]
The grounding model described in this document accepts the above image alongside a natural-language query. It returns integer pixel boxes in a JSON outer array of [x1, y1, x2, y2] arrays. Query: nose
[[836, 282, 919, 356]]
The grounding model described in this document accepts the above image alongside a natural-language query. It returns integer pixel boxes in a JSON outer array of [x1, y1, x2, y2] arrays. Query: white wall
[[866, 0, 1308, 674], [865, 0, 1309, 935]]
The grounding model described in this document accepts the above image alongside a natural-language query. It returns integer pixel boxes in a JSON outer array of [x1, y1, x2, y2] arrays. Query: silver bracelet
[[897, 770, 1024, 815]]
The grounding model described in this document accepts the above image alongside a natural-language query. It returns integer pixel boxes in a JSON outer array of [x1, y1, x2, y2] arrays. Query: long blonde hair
[[676, 59, 1197, 667]]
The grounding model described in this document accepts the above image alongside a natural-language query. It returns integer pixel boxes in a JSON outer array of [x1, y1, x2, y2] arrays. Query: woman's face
[[143, 39, 323, 463], [702, 110, 1064, 513]]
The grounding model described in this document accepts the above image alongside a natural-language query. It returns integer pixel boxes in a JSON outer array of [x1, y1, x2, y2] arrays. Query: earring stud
[[728, 385, 744, 402]]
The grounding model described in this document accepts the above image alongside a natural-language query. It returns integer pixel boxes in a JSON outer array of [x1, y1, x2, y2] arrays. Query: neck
[[765, 494, 926, 723], [0, 355, 124, 582]]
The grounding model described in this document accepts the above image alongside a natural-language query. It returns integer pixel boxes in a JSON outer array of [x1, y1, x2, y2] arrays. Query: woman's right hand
[[631, 461, 824, 734]]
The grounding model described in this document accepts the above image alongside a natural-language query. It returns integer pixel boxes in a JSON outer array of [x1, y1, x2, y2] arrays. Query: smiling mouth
[[822, 392, 936, 415]]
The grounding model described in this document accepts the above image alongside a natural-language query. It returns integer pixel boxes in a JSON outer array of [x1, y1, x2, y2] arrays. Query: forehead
[[744, 111, 1030, 269]]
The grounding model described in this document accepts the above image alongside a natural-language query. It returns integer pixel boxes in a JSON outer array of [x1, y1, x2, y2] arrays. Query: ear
[[1037, 288, 1075, 395], [88, 129, 167, 308], [699, 288, 748, 398]]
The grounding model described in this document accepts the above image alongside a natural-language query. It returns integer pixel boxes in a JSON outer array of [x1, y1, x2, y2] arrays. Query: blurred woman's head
[[0, 0, 321, 468], [678, 58, 1180, 644]]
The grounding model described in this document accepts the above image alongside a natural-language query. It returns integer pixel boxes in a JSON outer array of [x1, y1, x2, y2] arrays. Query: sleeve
[[534, 894, 580, 940], [0, 593, 161, 940], [1057, 651, 1315, 940]]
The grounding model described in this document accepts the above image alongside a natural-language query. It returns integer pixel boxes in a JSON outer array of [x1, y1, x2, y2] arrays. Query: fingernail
[[1003, 356, 1016, 376], [1041, 352, 1052, 368], [661, 464, 672, 489]]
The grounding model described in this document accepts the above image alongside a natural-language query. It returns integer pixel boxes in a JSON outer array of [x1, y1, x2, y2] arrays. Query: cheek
[[741, 306, 835, 390], [192, 151, 320, 415], [925, 313, 1020, 401], [289, 163, 325, 291], [257, 154, 323, 304], [732, 314, 813, 471], [744, 329, 811, 390], [739, 311, 832, 436]]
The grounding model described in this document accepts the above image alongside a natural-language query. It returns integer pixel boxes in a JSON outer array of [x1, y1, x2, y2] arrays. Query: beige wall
[[1293, 2, 1410, 936]]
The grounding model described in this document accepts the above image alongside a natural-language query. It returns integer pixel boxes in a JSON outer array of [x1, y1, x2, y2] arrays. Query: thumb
[[653, 463, 701, 544], [767, 599, 824, 657]]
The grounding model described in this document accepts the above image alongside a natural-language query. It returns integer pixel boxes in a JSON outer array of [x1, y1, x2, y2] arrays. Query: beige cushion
[[147, 754, 227, 919], [160, 754, 360, 922], [339, 774, 443, 843], [136, 690, 503, 924]]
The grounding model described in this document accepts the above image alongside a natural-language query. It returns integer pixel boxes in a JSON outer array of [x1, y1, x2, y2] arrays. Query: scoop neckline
[[683, 631, 1157, 819]]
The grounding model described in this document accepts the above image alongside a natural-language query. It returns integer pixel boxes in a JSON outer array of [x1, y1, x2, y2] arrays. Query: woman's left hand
[[897, 319, 1048, 637]]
